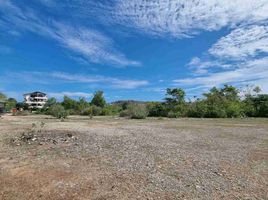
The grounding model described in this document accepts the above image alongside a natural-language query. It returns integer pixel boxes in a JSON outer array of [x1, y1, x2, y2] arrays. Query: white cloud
[[183, 20, 268, 92], [109, 0, 268, 38], [3, 71, 149, 90], [109, 79, 149, 89], [187, 57, 231, 75], [51, 72, 149, 89], [209, 24, 268, 60], [174, 58, 268, 89], [0, 0, 140, 67]]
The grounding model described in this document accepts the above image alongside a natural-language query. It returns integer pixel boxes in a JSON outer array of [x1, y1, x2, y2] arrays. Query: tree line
[[0, 85, 268, 118]]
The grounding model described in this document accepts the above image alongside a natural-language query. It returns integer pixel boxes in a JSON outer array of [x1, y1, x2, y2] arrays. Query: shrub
[[101, 105, 120, 116], [204, 105, 227, 118], [226, 102, 243, 118], [81, 107, 93, 116], [66, 109, 79, 115], [167, 111, 181, 118], [147, 102, 167, 117], [187, 101, 208, 118], [120, 104, 148, 119], [92, 105, 102, 116], [48, 104, 68, 119], [119, 110, 129, 117]]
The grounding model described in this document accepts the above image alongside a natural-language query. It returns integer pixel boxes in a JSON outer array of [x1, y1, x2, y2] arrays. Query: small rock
[[67, 133, 73, 138]]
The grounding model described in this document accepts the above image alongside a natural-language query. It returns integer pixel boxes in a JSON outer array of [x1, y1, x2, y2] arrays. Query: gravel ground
[[0, 115, 267, 200]]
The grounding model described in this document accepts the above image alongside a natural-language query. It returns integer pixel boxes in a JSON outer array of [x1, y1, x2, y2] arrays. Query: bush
[[204, 105, 227, 118], [226, 102, 243, 118], [48, 104, 69, 119], [101, 105, 120, 116], [187, 101, 208, 118], [119, 110, 129, 117], [66, 109, 80, 115], [120, 104, 148, 119], [91, 105, 102, 116], [147, 102, 167, 117], [81, 107, 93, 116], [167, 111, 180, 118]]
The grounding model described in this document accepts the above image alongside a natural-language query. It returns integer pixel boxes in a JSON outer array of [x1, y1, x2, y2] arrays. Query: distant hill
[[111, 100, 147, 105]]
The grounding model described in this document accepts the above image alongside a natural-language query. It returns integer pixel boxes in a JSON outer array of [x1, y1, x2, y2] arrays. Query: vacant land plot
[[0, 115, 267, 200]]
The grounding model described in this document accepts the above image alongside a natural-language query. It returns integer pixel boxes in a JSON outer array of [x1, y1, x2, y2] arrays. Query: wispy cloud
[[3, 71, 149, 90], [51, 72, 149, 89], [209, 24, 268, 60], [108, 0, 268, 38], [0, 0, 140, 67], [175, 58, 268, 93], [187, 57, 231, 75], [180, 22, 268, 92]]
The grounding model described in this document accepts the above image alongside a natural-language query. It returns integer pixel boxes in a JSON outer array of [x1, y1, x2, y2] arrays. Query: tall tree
[[91, 91, 106, 108], [165, 88, 185, 104]]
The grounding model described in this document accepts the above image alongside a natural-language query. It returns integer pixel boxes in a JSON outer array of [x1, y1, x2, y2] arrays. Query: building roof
[[23, 91, 47, 96]]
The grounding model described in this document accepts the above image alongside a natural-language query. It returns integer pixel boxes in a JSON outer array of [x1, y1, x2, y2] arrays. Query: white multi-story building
[[24, 91, 48, 109]]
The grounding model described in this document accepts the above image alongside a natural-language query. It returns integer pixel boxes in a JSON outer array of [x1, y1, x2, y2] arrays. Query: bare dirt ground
[[0, 115, 267, 200]]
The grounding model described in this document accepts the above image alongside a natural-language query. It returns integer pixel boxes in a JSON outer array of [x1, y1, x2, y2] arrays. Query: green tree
[[6, 98, 17, 111], [43, 97, 57, 110], [165, 88, 185, 104], [91, 91, 106, 108], [48, 104, 69, 119], [16, 102, 29, 110], [147, 102, 167, 117], [62, 96, 77, 110], [77, 97, 90, 114], [165, 88, 186, 117]]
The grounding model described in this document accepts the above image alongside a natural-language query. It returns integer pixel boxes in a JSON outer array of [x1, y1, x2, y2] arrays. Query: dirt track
[[0, 115, 267, 200]]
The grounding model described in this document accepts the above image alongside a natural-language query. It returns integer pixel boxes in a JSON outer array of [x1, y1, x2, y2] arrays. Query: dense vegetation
[[1, 85, 268, 118]]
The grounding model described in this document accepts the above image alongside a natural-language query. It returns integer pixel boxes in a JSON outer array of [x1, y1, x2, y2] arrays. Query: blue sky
[[0, 0, 268, 102]]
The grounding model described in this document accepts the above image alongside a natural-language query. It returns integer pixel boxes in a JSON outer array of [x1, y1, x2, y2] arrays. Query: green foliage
[[165, 88, 185, 104], [16, 102, 29, 110], [2, 85, 268, 119], [201, 85, 241, 118], [48, 104, 69, 119], [120, 104, 148, 119], [243, 94, 268, 117], [91, 91, 106, 108], [91, 105, 103, 116], [5, 98, 17, 111], [101, 105, 120, 116], [225, 101, 243, 118], [80, 107, 93, 116], [62, 96, 78, 110], [147, 102, 167, 117], [187, 100, 207, 118]]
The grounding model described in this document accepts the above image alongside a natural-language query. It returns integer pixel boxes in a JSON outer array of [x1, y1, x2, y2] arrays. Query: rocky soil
[[0, 115, 267, 199]]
